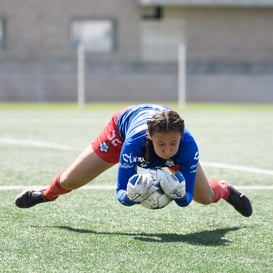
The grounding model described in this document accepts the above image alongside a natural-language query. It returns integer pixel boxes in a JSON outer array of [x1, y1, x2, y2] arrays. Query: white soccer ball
[[139, 169, 173, 209]]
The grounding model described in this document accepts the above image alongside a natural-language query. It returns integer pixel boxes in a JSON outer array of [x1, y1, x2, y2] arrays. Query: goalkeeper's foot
[[225, 185, 252, 217], [15, 189, 54, 208]]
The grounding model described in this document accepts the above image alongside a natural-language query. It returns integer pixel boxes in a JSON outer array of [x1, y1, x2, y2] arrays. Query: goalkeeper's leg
[[15, 145, 113, 208], [193, 164, 252, 217], [15, 109, 124, 209]]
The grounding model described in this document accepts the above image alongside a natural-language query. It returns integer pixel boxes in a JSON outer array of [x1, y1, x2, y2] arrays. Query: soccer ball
[[140, 169, 173, 209]]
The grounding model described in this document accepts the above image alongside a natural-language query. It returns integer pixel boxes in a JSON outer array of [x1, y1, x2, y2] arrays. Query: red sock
[[208, 179, 231, 203], [43, 170, 71, 201]]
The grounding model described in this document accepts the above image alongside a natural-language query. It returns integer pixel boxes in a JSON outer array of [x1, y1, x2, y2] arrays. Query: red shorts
[[91, 108, 126, 163]]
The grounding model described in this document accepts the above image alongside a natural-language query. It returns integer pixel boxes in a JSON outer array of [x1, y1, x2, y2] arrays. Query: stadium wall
[[0, 1, 273, 103]]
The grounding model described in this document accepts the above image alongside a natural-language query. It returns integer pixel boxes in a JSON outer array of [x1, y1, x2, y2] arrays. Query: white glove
[[160, 171, 186, 199], [126, 173, 156, 202]]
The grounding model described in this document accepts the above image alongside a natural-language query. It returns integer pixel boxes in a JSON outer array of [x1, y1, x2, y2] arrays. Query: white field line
[[1, 137, 273, 176], [0, 185, 272, 191], [0, 185, 116, 191], [202, 161, 273, 176], [0, 138, 73, 151], [1, 137, 273, 191]]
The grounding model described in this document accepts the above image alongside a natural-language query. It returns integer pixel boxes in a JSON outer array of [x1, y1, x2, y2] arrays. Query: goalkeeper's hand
[[126, 173, 154, 202], [160, 171, 186, 199]]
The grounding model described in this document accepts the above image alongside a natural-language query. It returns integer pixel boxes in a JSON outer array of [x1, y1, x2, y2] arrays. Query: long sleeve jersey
[[115, 104, 199, 207]]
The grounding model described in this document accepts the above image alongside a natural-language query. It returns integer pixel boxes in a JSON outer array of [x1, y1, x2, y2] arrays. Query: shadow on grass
[[33, 225, 242, 246]]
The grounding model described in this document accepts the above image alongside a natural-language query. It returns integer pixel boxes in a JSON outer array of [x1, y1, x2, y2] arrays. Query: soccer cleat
[[15, 189, 52, 208], [225, 185, 253, 217]]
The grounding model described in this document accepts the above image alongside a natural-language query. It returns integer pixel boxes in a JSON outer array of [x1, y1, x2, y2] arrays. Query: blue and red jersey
[[114, 104, 199, 206]]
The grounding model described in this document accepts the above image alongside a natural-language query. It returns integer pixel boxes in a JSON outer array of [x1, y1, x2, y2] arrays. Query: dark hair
[[144, 110, 184, 161], [147, 110, 184, 136]]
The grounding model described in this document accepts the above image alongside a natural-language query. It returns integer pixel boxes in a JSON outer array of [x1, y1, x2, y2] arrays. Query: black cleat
[[226, 185, 253, 217], [15, 189, 50, 208]]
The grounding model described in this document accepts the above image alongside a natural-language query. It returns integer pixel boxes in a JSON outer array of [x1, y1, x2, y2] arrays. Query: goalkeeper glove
[[117, 190, 138, 206], [160, 171, 186, 199], [126, 173, 154, 202]]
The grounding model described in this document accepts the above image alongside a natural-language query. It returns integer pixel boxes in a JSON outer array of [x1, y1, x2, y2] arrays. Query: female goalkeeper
[[15, 104, 252, 217]]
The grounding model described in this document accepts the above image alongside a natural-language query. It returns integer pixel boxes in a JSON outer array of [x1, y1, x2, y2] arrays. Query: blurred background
[[0, 0, 273, 103]]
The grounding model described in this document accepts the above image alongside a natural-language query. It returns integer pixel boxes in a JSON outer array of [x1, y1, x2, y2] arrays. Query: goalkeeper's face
[[149, 131, 181, 160]]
